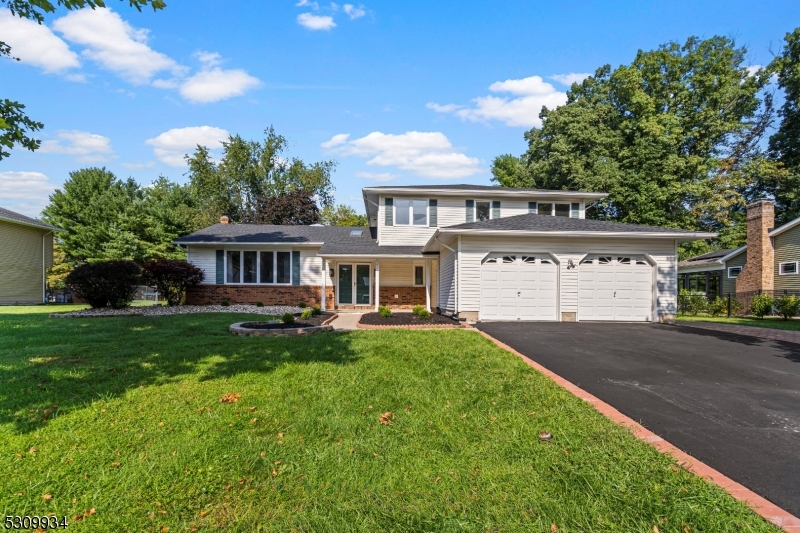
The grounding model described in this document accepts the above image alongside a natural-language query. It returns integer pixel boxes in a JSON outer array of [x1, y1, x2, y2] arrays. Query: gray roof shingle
[[441, 213, 708, 235], [0, 207, 58, 231], [365, 184, 579, 193]]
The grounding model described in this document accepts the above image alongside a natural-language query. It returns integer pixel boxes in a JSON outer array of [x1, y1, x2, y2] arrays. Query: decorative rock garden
[[230, 312, 337, 337], [49, 304, 304, 318]]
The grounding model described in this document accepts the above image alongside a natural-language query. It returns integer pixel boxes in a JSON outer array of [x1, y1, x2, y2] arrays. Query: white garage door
[[480, 254, 558, 321], [578, 255, 653, 322]]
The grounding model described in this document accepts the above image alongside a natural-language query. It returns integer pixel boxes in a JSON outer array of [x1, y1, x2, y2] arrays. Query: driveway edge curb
[[474, 328, 800, 531]]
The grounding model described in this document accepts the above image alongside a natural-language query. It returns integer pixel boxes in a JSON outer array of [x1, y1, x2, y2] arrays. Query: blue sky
[[0, 0, 797, 217]]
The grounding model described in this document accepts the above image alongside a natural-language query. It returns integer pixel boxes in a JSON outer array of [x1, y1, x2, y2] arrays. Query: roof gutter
[[436, 229, 717, 240], [172, 241, 326, 246], [361, 187, 608, 200], [318, 253, 434, 259], [0, 216, 60, 232]]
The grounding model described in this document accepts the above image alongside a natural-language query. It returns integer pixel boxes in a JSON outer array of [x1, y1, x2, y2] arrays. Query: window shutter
[[571, 203, 580, 218], [492, 200, 501, 219], [466, 200, 474, 222], [384, 198, 393, 226], [528, 201, 537, 214], [291, 251, 301, 286], [215, 250, 224, 284], [429, 199, 438, 227]]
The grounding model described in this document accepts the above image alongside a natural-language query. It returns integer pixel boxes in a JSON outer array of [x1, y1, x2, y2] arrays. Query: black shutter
[[385, 198, 393, 226], [492, 200, 501, 219], [466, 200, 474, 222], [292, 251, 301, 286], [216, 250, 224, 284], [571, 203, 580, 218], [429, 199, 438, 227], [528, 201, 537, 214]]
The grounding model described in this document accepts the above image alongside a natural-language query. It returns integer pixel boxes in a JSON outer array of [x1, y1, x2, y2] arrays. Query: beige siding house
[[0, 208, 57, 305]]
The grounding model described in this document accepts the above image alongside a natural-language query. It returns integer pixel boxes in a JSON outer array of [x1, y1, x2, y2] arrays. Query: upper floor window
[[467, 200, 500, 222], [779, 261, 798, 275], [728, 266, 742, 278], [395, 199, 427, 226]]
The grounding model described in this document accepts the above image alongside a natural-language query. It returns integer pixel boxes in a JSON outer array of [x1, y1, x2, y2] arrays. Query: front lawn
[[678, 314, 800, 331], [0, 308, 776, 532]]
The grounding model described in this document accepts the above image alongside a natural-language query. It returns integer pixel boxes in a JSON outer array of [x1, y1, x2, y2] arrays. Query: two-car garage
[[479, 252, 654, 322]]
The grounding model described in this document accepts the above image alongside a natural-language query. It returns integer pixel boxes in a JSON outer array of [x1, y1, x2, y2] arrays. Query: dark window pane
[[476, 201, 491, 221], [538, 203, 553, 216], [414, 266, 424, 286], [243, 251, 257, 283], [277, 251, 291, 284], [395, 199, 410, 225], [412, 199, 427, 225], [226, 251, 240, 283], [555, 203, 570, 217], [260, 251, 274, 284]]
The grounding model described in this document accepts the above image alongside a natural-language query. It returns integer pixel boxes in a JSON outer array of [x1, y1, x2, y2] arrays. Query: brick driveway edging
[[471, 326, 800, 531], [677, 321, 800, 344]]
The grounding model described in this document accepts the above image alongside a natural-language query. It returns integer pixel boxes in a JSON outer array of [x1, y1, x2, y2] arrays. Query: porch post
[[320, 258, 327, 311], [375, 261, 380, 312], [425, 259, 431, 312]]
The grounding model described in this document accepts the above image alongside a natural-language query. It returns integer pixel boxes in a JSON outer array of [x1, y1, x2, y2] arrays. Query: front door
[[338, 263, 371, 305]]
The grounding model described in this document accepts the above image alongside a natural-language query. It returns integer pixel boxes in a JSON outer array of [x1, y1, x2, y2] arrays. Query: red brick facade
[[186, 285, 334, 307], [736, 200, 775, 293], [379, 286, 427, 309]]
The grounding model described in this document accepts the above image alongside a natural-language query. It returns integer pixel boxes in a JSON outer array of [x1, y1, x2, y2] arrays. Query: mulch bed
[[240, 312, 336, 329], [359, 312, 462, 328]]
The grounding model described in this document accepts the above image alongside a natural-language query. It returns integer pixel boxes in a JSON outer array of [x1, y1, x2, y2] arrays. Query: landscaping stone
[[358, 311, 463, 329], [49, 304, 304, 318]]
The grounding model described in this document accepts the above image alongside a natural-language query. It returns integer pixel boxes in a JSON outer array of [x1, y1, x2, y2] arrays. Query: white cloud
[[549, 72, 591, 86], [427, 75, 569, 128], [343, 4, 366, 19], [296, 0, 320, 7], [179, 67, 261, 104], [39, 130, 115, 162], [121, 161, 156, 170], [145, 126, 230, 167], [297, 13, 336, 30], [746, 65, 762, 77], [355, 171, 397, 182], [0, 171, 59, 217], [322, 131, 484, 179], [52, 7, 185, 84], [0, 10, 80, 74]]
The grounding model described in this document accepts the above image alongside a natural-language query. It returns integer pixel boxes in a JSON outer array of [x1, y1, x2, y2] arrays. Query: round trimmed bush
[[311, 305, 322, 316], [300, 308, 313, 320], [378, 305, 392, 318], [66, 260, 141, 309], [281, 312, 296, 324], [141, 259, 204, 306]]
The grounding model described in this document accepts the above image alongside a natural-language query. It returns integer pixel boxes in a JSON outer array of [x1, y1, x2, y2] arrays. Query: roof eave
[[769, 216, 800, 238], [173, 240, 325, 246], [0, 215, 60, 232], [318, 253, 433, 259], [435, 228, 717, 240], [678, 263, 725, 273], [718, 245, 747, 263], [361, 187, 608, 199]]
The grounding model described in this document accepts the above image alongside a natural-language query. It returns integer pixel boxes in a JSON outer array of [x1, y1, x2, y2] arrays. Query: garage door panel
[[579, 256, 653, 322], [480, 255, 557, 321]]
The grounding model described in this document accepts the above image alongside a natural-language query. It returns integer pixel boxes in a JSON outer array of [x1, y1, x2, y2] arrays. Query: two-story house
[[175, 184, 712, 323]]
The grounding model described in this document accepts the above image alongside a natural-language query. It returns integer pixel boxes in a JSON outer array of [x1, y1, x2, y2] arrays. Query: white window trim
[[412, 264, 425, 286], [472, 199, 495, 221], [779, 261, 799, 275], [393, 198, 428, 226], [224, 248, 293, 285], [727, 266, 742, 278]]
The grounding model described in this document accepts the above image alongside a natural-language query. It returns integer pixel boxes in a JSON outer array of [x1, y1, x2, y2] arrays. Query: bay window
[[225, 250, 294, 284]]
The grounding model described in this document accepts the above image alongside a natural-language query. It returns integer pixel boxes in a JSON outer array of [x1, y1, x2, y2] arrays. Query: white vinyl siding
[[438, 240, 457, 311], [457, 235, 676, 320], [187, 246, 217, 285], [0, 220, 51, 305], [188, 245, 327, 286]]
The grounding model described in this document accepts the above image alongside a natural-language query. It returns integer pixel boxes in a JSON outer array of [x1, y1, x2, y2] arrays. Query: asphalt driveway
[[475, 321, 800, 517]]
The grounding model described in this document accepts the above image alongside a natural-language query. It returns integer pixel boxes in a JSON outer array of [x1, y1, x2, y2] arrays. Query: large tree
[[767, 28, 800, 225], [242, 188, 320, 225], [320, 204, 368, 226], [1, 0, 165, 161], [186, 127, 336, 227], [494, 36, 770, 235]]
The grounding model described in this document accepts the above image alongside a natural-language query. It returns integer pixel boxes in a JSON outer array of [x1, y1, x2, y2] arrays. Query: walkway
[[679, 321, 800, 344], [330, 312, 363, 331]]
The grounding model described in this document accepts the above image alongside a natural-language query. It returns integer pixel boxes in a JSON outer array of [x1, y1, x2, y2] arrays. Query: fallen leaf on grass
[[277, 432, 284, 438], [199, 510, 210, 518], [249, 406, 257, 412], [160, 527, 170, 532], [434, 476, 441, 483], [653, 527, 660, 533], [250, 418, 258, 424], [379, 412, 394, 425], [219, 393, 241, 404], [42, 494, 52, 500], [271, 469, 278, 476], [404, 406, 411, 412], [550, 525, 558, 532], [274, 460, 281, 465], [29, 447, 37, 455], [158, 422, 165, 427], [111, 462, 121, 467]]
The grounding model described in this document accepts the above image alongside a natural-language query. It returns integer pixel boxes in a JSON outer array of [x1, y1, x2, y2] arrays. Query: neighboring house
[[0, 207, 57, 305], [679, 199, 800, 300], [176, 184, 713, 323]]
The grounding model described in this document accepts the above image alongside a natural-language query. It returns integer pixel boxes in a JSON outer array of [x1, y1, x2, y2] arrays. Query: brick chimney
[[220, 214, 230, 224], [735, 200, 774, 293]]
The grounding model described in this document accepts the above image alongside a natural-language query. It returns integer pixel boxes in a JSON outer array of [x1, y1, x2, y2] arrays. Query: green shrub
[[687, 293, 707, 316], [678, 289, 692, 315], [775, 294, 800, 321], [731, 298, 743, 316], [281, 312, 296, 324], [298, 301, 307, 308], [412, 304, 425, 316], [66, 260, 141, 309], [707, 297, 728, 317], [750, 293, 774, 319], [378, 305, 392, 318], [300, 308, 313, 320], [256, 301, 264, 307], [140, 259, 204, 306], [311, 305, 322, 316], [417, 308, 431, 320], [220, 300, 230, 307]]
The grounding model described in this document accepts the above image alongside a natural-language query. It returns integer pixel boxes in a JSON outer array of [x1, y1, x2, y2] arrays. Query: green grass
[[678, 314, 800, 331], [0, 309, 777, 532]]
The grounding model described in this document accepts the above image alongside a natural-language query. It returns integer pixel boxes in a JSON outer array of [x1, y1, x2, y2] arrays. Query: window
[[728, 266, 742, 278], [554, 203, 570, 217], [350, 230, 363, 236], [598, 256, 612, 265], [484, 257, 497, 264], [580, 257, 593, 265], [617, 257, 631, 265], [540, 258, 552, 264], [538, 203, 553, 216], [394, 198, 427, 226], [276, 251, 291, 284], [502, 255, 516, 264], [522, 256, 536, 264], [226, 251, 241, 283], [780, 262, 798, 275], [227, 250, 293, 284], [636, 259, 648, 265], [476, 201, 491, 221], [243, 251, 257, 283], [260, 251, 274, 284], [414, 265, 424, 286]]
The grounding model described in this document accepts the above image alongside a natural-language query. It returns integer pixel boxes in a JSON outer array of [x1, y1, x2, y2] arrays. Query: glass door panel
[[356, 264, 371, 305], [338, 264, 353, 305]]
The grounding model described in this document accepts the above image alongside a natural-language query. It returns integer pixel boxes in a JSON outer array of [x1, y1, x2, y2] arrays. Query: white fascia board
[[718, 246, 747, 263], [171, 241, 325, 246], [317, 254, 430, 259], [361, 187, 608, 200], [769, 216, 800, 237], [0, 216, 60, 232], [678, 263, 724, 274], [434, 229, 717, 241]]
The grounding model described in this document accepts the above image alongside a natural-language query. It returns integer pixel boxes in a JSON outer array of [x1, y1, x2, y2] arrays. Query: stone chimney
[[735, 200, 774, 293], [220, 214, 230, 224]]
